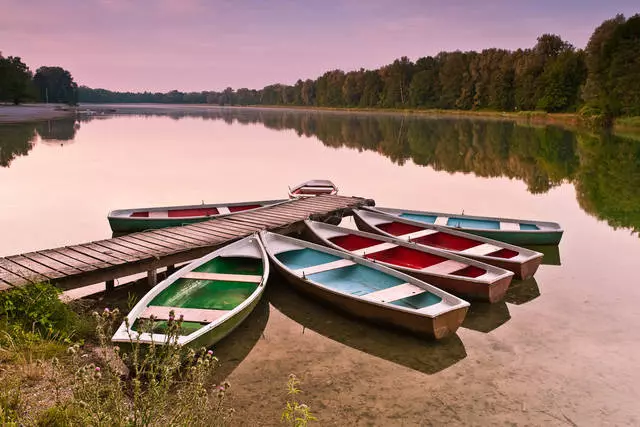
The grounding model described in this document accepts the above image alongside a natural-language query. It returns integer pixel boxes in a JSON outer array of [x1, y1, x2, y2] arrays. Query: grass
[[0, 282, 316, 425], [254, 104, 640, 132]]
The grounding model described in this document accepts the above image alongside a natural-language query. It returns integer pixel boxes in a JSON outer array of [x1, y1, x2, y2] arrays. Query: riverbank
[[79, 102, 640, 133], [0, 104, 75, 123]]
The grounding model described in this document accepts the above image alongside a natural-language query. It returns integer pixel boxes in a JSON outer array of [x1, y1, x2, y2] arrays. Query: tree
[[0, 54, 33, 104], [33, 66, 78, 105]]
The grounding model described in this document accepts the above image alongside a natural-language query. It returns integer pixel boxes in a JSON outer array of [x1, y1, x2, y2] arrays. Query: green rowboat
[[112, 235, 268, 348], [369, 207, 563, 246], [108, 199, 287, 233]]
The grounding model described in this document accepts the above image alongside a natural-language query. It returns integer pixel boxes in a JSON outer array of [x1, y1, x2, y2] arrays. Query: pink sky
[[1, 0, 637, 91]]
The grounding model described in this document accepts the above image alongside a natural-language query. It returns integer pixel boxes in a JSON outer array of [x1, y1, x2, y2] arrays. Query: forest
[[77, 14, 640, 122], [2, 14, 639, 123]]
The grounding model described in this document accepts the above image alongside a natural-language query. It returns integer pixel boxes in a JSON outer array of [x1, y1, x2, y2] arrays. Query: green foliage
[[0, 283, 79, 342], [45, 308, 234, 426], [33, 66, 78, 105], [282, 374, 317, 427], [0, 54, 34, 104], [0, 378, 22, 425]]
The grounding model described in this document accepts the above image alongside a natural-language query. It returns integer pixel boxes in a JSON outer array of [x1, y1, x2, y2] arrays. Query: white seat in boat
[[217, 206, 231, 215], [403, 229, 438, 240], [500, 222, 520, 231], [140, 306, 227, 323], [148, 211, 168, 218], [461, 243, 503, 256], [182, 272, 263, 283], [434, 217, 449, 226], [363, 283, 425, 303], [351, 242, 396, 256], [422, 260, 468, 275], [294, 259, 354, 276]]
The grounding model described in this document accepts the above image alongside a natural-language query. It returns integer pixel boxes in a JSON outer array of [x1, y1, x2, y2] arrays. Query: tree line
[[0, 54, 78, 105], [2, 14, 638, 121], [78, 14, 639, 122]]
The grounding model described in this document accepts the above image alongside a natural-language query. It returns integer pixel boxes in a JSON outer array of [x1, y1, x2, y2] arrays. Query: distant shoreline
[[3, 102, 639, 133], [0, 104, 74, 123]]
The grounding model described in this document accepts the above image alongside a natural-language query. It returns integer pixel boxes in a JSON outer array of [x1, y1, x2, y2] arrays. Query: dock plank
[[93, 240, 151, 257], [0, 194, 369, 291], [195, 220, 255, 236], [186, 223, 244, 239], [116, 235, 177, 253], [0, 266, 30, 287], [68, 245, 127, 265], [0, 258, 49, 283], [53, 248, 113, 269], [21, 252, 83, 275], [37, 250, 97, 272], [149, 229, 204, 246], [6, 255, 66, 279], [157, 228, 213, 244]]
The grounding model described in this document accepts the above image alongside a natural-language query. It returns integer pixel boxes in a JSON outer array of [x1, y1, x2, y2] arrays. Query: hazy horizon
[[2, 0, 638, 92]]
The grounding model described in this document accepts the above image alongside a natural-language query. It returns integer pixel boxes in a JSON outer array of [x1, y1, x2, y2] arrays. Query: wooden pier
[[0, 195, 371, 291]]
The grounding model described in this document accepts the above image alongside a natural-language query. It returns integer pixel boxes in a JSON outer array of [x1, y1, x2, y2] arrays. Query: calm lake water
[[1, 105, 639, 425]]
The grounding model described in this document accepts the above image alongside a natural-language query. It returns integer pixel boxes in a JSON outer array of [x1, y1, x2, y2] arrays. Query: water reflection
[[268, 279, 467, 375], [211, 296, 269, 382], [0, 118, 80, 166], [526, 245, 561, 266], [2, 108, 639, 235], [462, 301, 511, 333], [504, 278, 541, 305]]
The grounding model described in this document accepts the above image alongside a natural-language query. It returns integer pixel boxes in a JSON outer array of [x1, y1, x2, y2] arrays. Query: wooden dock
[[0, 195, 371, 291]]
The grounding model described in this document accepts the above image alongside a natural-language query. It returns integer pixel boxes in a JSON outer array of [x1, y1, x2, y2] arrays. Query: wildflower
[[207, 350, 213, 356], [104, 307, 110, 313], [95, 366, 101, 372]]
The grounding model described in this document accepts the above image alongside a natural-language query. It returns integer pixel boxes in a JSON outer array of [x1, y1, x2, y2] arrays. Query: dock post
[[166, 264, 176, 274], [147, 269, 157, 287], [105, 280, 115, 292]]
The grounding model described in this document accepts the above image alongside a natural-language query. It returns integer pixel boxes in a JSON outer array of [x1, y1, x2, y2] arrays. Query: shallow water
[[1, 106, 639, 425]]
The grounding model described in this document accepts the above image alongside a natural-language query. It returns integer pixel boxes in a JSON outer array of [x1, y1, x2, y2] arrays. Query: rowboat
[[259, 231, 469, 339], [370, 207, 563, 246], [352, 209, 543, 280], [268, 279, 467, 374], [303, 220, 514, 302], [112, 235, 268, 348], [288, 179, 338, 198], [108, 199, 287, 233]]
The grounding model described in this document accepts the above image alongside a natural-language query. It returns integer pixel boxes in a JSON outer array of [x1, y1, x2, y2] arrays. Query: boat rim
[[259, 230, 469, 319], [367, 206, 563, 233], [112, 234, 269, 346], [353, 209, 544, 262], [303, 219, 514, 283], [108, 198, 289, 220]]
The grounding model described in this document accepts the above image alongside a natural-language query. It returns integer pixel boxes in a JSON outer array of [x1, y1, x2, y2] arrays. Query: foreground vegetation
[[0, 283, 315, 426]]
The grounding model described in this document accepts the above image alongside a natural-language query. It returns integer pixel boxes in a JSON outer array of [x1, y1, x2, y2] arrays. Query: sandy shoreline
[[0, 104, 75, 123]]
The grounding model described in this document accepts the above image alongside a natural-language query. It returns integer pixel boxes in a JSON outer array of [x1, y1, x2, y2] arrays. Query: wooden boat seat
[[462, 243, 505, 257], [422, 260, 469, 275], [351, 242, 397, 256], [182, 271, 263, 283], [148, 211, 168, 218], [403, 229, 439, 240], [500, 222, 520, 231], [140, 306, 227, 323], [434, 217, 449, 226], [364, 283, 425, 303], [294, 259, 354, 276]]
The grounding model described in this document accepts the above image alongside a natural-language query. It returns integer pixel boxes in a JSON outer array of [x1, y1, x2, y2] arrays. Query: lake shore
[[85, 102, 640, 133], [0, 104, 75, 123]]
